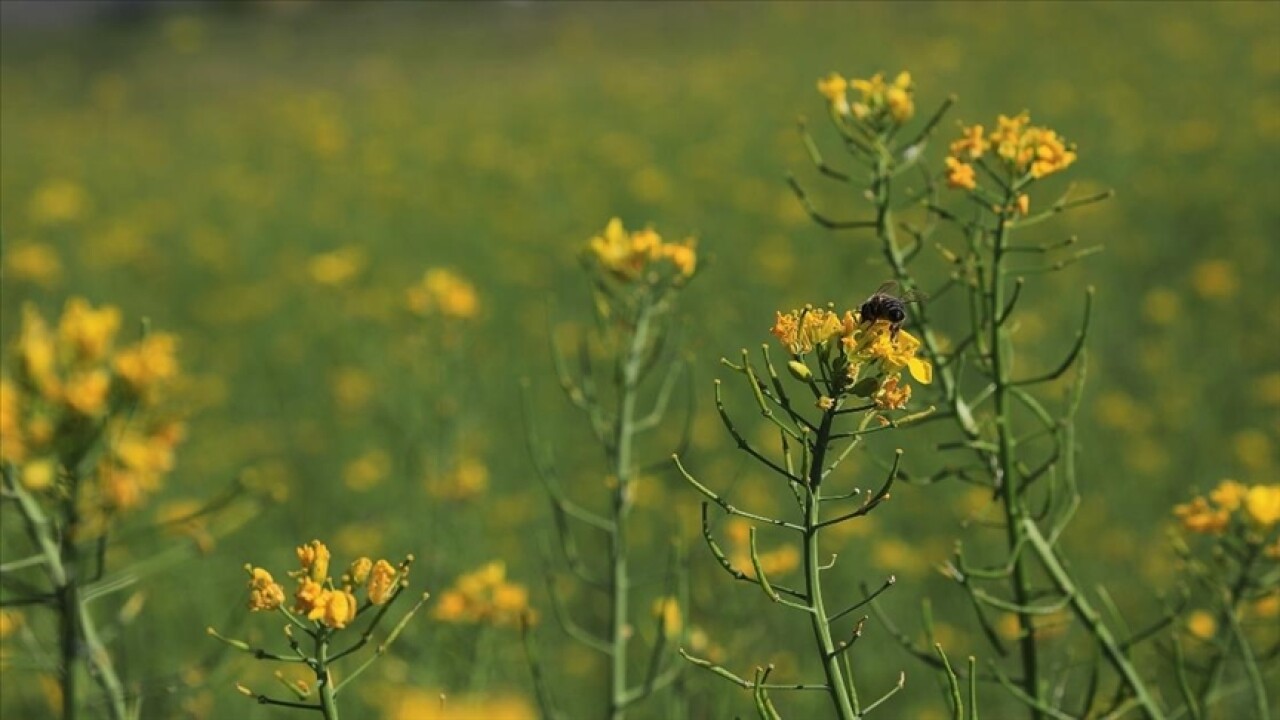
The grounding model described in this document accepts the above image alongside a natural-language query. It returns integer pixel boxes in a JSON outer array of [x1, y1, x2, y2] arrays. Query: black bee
[[858, 281, 926, 339]]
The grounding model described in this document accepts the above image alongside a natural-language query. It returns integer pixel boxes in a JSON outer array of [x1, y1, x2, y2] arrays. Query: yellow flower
[[1173, 497, 1229, 534], [4, 243, 63, 288], [294, 577, 324, 615], [1015, 194, 1030, 216], [652, 596, 682, 635], [297, 540, 331, 582], [247, 568, 286, 612], [433, 560, 530, 626], [944, 157, 977, 191], [846, 71, 913, 125], [367, 559, 398, 605], [866, 325, 933, 385], [309, 588, 359, 629], [21, 458, 57, 492], [950, 125, 989, 160], [16, 304, 60, 399], [1190, 260, 1238, 300], [29, 179, 88, 225], [345, 557, 373, 587], [586, 218, 697, 283], [0, 378, 24, 463], [816, 72, 850, 116], [874, 376, 912, 410], [63, 370, 111, 416], [1244, 485, 1280, 527], [343, 449, 391, 491], [307, 246, 365, 287], [771, 306, 848, 355], [1186, 610, 1216, 640], [405, 268, 479, 319], [1209, 480, 1249, 512], [58, 298, 121, 364], [885, 71, 914, 123], [113, 333, 180, 397], [984, 112, 1076, 179]]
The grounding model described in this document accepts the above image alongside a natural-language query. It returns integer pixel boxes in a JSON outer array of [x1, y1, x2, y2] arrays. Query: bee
[[858, 281, 926, 339]]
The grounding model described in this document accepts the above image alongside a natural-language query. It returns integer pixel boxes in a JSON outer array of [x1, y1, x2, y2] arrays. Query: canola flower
[[405, 267, 480, 319], [945, 112, 1077, 202], [585, 217, 697, 285], [1174, 480, 1280, 534], [817, 70, 914, 126], [432, 560, 534, 627], [770, 304, 932, 411], [2, 298, 183, 514]]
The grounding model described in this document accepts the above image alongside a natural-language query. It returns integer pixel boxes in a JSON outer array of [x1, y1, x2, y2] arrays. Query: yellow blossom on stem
[[874, 376, 912, 410], [950, 125, 989, 160], [367, 559, 398, 605], [1210, 480, 1249, 512], [405, 268, 479, 319], [309, 589, 359, 629], [771, 306, 848, 355], [114, 333, 180, 397], [247, 568, 286, 612], [296, 540, 331, 582], [345, 557, 373, 587], [1173, 497, 1229, 535], [294, 578, 324, 615], [16, 304, 60, 400], [0, 378, 24, 462], [1245, 485, 1280, 527], [586, 217, 697, 283], [1015, 194, 1030, 216], [62, 369, 111, 416], [945, 157, 977, 191], [57, 297, 121, 364], [816, 72, 850, 116], [652, 596, 682, 635]]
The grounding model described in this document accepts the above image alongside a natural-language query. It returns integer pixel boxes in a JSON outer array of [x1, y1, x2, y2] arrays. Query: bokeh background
[[1, 2, 1277, 718]]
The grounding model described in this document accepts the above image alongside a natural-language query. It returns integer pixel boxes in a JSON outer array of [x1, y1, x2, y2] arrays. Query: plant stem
[[805, 409, 857, 720], [987, 199, 1042, 718], [317, 633, 340, 720], [609, 301, 653, 720]]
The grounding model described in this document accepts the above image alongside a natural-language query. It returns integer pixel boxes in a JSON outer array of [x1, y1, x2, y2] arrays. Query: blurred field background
[[1, 2, 1278, 718]]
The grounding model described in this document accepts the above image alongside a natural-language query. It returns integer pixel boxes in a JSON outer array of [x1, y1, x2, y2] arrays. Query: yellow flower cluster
[[947, 113, 1077, 189], [405, 268, 479, 319], [817, 70, 914, 125], [770, 304, 932, 410], [2, 298, 183, 512], [586, 217, 697, 284], [246, 540, 406, 630], [725, 518, 800, 579], [432, 560, 533, 627], [1174, 480, 1280, 534]]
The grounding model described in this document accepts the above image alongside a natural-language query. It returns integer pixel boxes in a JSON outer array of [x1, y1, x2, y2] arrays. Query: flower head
[[816, 72, 850, 116], [247, 567, 286, 612], [945, 157, 977, 191], [114, 333, 180, 398], [1245, 485, 1280, 528], [586, 218, 697, 284], [770, 306, 848, 356], [296, 540, 331, 583], [367, 559, 399, 605], [58, 298, 121, 364]]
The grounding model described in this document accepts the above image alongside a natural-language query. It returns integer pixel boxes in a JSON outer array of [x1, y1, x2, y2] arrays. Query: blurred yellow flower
[[405, 268, 480, 319], [433, 560, 532, 626], [817, 72, 850, 116], [425, 456, 489, 500], [1173, 496, 1229, 534], [16, 304, 60, 399], [1209, 480, 1249, 511], [1186, 610, 1216, 640], [983, 112, 1077, 179], [382, 688, 534, 720], [1244, 485, 1280, 527], [586, 218, 697, 283], [21, 458, 57, 492], [330, 367, 374, 413], [1141, 288, 1181, 325], [847, 70, 914, 124], [343, 448, 391, 491], [0, 378, 24, 462], [945, 157, 977, 190], [114, 333, 180, 398], [1190, 259, 1238, 300], [29, 179, 88, 225], [3, 243, 63, 287], [58, 298, 121, 364], [1232, 430, 1272, 470], [950, 125, 989, 159], [307, 246, 365, 287], [62, 370, 111, 416], [652, 596, 682, 635]]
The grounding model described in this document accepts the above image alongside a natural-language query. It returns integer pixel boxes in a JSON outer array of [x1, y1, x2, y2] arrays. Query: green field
[[1, 2, 1278, 718]]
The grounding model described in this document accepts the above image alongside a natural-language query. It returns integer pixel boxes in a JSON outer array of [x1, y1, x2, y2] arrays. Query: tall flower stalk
[[523, 218, 697, 719], [793, 71, 1164, 718], [676, 304, 936, 719]]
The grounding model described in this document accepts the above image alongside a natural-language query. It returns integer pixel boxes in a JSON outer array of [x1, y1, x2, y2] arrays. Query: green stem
[[805, 410, 857, 720], [609, 301, 653, 720], [988, 202, 1042, 718], [317, 632, 339, 720]]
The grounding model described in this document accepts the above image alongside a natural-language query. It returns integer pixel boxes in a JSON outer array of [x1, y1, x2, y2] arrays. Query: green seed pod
[[787, 360, 812, 381]]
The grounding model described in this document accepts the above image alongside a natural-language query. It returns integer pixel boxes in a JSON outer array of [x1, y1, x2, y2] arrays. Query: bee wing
[[900, 288, 928, 303], [873, 280, 900, 296]]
